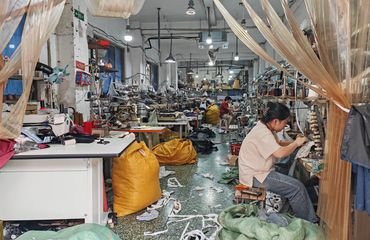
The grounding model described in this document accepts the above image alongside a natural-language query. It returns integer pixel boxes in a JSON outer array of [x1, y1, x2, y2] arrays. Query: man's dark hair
[[225, 96, 232, 101], [261, 102, 290, 124]]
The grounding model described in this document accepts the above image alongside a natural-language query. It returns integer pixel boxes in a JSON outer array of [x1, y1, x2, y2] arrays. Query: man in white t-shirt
[[239, 102, 318, 223]]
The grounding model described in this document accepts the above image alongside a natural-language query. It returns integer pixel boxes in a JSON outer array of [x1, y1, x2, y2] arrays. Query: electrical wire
[[87, 23, 158, 64]]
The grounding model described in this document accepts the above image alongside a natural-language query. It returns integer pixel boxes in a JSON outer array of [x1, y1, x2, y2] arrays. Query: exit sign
[[74, 9, 84, 21]]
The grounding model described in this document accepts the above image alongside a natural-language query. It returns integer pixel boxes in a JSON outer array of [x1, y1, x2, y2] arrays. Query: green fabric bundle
[[217, 204, 325, 240], [218, 167, 239, 185], [17, 223, 121, 240]]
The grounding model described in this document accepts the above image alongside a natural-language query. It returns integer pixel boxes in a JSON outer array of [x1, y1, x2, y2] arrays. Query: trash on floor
[[210, 186, 224, 193], [159, 166, 176, 178], [167, 177, 184, 188], [193, 186, 206, 191], [226, 154, 238, 166], [172, 200, 182, 214], [197, 172, 214, 180], [143, 213, 221, 239], [147, 190, 175, 211], [136, 209, 159, 221]]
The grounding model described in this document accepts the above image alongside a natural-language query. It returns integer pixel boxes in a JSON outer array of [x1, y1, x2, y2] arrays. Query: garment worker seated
[[238, 102, 318, 222], [219, 96, 235, 132]]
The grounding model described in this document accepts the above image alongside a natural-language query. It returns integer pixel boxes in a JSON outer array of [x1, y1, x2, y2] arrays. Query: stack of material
[[25, 103, 37, 115]]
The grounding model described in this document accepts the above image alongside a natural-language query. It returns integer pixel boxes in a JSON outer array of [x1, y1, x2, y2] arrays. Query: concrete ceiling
[[131, 0, 287, 24], [130, 0, 299, 65]]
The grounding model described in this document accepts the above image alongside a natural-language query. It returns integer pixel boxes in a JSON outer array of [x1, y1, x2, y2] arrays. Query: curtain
[[85, 0, 145, 18], [214, 0, 369, 238], [0, 0, 66, 139]]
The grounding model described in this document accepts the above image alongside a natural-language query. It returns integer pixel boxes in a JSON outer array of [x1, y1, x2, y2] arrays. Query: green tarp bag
[[17, 223, 121, 240], [217, 204, 325, 240]]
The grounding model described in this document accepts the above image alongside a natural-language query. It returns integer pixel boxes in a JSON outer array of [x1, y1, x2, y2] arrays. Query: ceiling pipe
[[144, 35, 199, 50], [157, 8, 161, 66], [131, 26, 258, 31], [202, 0, 216, 26]]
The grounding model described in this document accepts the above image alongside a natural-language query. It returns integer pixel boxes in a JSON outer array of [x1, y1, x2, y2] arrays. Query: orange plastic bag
[[152, 139, 197, 165], [112, 141, 161, 217]]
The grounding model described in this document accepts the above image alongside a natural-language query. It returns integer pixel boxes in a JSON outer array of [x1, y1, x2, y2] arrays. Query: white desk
[[0, 136, 135, 225], [156, 121, 188, 138]]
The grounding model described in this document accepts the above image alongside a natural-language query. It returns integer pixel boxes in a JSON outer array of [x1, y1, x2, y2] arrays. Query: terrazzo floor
[[112, 132, 241, 240]]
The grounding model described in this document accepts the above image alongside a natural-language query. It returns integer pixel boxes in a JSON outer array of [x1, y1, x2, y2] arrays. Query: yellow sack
[[112, 141, 161, 217], [233, 79, 240, 89], [205, 105, 220, 125], [152, 139, 197, 165]]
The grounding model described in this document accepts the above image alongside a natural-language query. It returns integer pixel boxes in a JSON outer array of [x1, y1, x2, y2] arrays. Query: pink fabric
[[0, 139, 16, 168]]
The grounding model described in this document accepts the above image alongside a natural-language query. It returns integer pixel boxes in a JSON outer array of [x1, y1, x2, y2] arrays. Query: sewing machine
[[23, 113, 71, 141]]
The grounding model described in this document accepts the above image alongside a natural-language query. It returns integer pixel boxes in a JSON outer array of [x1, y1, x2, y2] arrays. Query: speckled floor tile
[[112, 132, 241, 240]]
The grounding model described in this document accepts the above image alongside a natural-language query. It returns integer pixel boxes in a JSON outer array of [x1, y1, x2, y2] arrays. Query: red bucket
[[230, 143, 241, 156]]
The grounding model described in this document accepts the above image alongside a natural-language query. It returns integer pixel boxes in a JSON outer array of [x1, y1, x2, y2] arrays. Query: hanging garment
[[353, 165, 370, 215], [341, 105, 370, 168], [341, 104, 370, 214]]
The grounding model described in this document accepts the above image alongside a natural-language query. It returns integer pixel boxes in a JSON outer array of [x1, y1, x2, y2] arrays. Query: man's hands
[[294, 136, 308, 147]]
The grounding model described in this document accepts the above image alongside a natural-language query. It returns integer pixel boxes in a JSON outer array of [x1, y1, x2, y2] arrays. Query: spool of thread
[[59, 104, 64, 113], [40, 100, 45, 109]]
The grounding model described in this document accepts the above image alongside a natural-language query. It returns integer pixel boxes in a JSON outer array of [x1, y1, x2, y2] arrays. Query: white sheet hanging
[[85, 0, 145, 18]]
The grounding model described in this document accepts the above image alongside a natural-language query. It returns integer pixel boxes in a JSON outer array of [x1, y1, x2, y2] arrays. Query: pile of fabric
[[217, 204, 324, 240], [16, 224, 120, 240], [218, 167, 239, 185]]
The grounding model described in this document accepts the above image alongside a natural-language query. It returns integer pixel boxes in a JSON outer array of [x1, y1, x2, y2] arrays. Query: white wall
[[56, 0, 76, 108], [74, 0, 90, 120]]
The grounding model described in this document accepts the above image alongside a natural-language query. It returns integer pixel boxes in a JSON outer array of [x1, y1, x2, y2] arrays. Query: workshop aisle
[[113, 133, 237, 240]]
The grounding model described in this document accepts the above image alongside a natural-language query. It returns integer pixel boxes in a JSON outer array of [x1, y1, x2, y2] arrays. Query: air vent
[[198, 31, 228, 49]]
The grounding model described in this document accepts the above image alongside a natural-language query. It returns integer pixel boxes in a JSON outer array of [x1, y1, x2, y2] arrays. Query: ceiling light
[[195, 73, 199, 78], [124, 19, 133, 42], [124, 32, 133, 42], [186, 0, 196, 15], [234, 36, 239, 61], [203, 77, 206, 80], [165, 33, 176, 63], [206, 34, 212, 45], [187, 53, 194, 74], [208, 61, 214, 66], [187, 68, 194, 75], [229, 70, 234, 74], [206, 7, 212, 45]]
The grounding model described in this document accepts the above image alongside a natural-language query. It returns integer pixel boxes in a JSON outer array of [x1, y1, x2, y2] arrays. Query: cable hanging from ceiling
[[164, 33, 176, 63]]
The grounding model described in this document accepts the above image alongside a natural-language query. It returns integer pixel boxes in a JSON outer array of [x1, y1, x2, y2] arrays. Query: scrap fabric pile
[[16, 224, 120, 240], [217, 204, 324, 240]]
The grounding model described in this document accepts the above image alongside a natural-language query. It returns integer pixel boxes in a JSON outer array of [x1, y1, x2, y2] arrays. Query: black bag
[[188, 127, 216, 140], [189, 139, 215, 154]]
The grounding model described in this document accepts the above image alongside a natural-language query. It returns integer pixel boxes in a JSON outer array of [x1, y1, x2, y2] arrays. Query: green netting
[[17, 223, 121, 240], [217, 204, 325, 240]]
